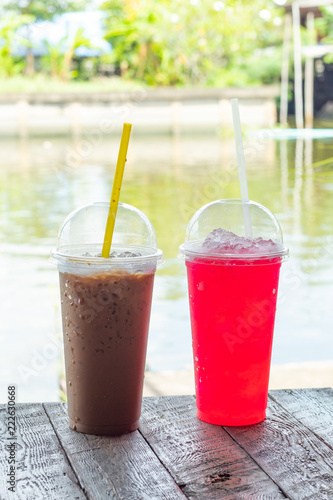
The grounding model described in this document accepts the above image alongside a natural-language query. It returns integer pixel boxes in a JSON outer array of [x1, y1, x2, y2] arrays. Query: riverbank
[[143, 360, 333, 397], [0, 85, 279, 137]]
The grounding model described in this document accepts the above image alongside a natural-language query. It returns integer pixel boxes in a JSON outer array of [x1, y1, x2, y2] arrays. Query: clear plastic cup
[[51, 202, 163, 435], [179, 199, 289, 426]]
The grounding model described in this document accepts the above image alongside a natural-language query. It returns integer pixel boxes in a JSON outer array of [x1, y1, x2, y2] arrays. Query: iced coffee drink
[[60, 269, 154, 435], [51, 202, 163, 435]]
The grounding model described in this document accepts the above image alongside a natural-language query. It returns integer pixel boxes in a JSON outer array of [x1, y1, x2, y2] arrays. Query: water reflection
[[280, 140, 289, 211], [304, 138, 314, 208], [0, 131, 333, 402], [293, 138, 304, 235]]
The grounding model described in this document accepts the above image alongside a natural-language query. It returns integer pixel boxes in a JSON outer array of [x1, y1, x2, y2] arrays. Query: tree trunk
[[60, 49, 74, 81], [25, 47, 35, 76]]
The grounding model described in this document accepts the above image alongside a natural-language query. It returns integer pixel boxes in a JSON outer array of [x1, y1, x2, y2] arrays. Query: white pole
[[280, 13, 292, 125], [305, 11, 315, 129], [292, 1, 304, 129]]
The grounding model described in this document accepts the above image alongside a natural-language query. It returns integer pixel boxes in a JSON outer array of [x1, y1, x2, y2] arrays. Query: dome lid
[[51, 202, 163, 269], [179, 199, 289, 262]]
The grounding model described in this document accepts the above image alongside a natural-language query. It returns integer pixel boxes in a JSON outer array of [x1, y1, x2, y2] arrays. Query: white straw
[[230, 98, 253, 238]]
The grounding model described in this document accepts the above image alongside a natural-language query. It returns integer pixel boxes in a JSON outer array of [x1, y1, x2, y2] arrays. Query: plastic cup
[[51, 202, 163, 435], [179, 199, 289, 426]]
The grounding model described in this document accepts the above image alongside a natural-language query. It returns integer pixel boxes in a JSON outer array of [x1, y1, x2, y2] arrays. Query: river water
[[1, 129, 332, 402]]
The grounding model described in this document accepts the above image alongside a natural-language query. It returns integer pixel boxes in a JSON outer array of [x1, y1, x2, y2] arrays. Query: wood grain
[[0, 403, 86, 500], [270, 388, 333, 448], [140, 395, 285, 499], [226, 395, 333, 499], [1, 391, 333, 500], [44, 402, 185, 500]]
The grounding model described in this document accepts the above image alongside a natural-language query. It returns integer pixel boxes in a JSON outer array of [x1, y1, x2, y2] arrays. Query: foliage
[[41, 28, 92, 80], [101, 0, 284, 87], [2, 0, 87, 76], [316, 6, 333, 64], [6, 0, 333, 88], [0, 16, 33, 77], [41, 38, 67, 78], [2, 0, 86, 21]]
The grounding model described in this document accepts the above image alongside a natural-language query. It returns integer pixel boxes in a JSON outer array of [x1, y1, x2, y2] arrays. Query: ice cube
[[202, 228, 279, 255], [91, 250, 142, 258], [117, 251, 142, 258]]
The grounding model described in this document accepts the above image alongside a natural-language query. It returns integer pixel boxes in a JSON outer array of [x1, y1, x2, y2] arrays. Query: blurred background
[[0, 0, 332, 402]]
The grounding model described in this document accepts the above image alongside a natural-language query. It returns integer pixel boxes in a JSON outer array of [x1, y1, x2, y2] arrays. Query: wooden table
[[0, 388, 333, 499]]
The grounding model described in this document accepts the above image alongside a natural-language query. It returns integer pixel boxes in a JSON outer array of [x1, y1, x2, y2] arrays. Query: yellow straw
[[101, 123, 132, 258]]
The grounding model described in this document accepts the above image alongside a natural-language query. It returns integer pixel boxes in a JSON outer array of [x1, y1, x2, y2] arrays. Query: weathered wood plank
[[140, 395, 285, 499], [44, 402, 185, 500], [0, 403, 86, 500], [270, 388, 333, 448], [225, 396, 333, 499]]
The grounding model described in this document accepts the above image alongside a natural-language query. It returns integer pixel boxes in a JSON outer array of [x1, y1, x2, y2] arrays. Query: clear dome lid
[[179, 199, 289, 262], [51, 202, 163, 270]]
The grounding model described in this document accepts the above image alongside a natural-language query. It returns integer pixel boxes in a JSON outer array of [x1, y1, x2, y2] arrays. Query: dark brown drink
[[59, 269, 155, 435]]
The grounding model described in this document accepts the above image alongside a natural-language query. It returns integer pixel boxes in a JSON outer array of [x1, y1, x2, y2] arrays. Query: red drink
[[180, 200, 288, 426], [186, 255, 281, 426]]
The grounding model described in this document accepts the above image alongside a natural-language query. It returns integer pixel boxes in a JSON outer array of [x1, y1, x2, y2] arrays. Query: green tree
[[101, 0, 284, 86], [41, 29, 92, 80], [41, 37, 68, 78], [2, 0, 86, 75], [2, 0, 85, 20], [316, 6, 333, 64], [0, 16, 33, 77], [60, 28, 92, 80]]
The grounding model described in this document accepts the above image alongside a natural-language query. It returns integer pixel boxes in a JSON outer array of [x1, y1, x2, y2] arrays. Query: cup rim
[[179, 242, 289, 262], [50, 244, 164, 267]]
